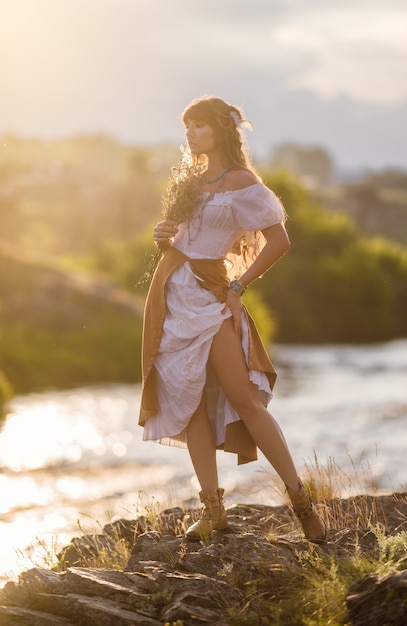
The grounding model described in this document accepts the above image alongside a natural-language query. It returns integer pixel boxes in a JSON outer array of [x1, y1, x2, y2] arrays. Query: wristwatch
[[229, 279, 246, 296]]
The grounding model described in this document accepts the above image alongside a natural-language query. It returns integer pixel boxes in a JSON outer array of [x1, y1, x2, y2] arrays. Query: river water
[[0, 340, 406, 585]]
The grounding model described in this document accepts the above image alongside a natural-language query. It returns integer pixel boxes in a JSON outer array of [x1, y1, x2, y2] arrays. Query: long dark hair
[[182, 96, 258, 175], [182, 96, 265, 276], [139, 97, 262, 284]]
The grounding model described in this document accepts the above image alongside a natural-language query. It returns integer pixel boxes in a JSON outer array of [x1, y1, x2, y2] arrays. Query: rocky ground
[[0, 494, 406, 625]]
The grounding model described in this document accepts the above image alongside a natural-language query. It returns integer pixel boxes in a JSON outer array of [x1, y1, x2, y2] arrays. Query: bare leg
[[186, 394, 219, 491], [185, 396, 227, 540], [209, 317, 299, 491]]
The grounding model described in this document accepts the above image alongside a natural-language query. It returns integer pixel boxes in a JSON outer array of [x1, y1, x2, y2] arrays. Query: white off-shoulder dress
[[142, 183, 285, 450]]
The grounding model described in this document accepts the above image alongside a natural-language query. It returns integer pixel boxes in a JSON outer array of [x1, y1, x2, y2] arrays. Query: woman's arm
[[222, 223, 290, 333], [240, 223, 290, 287]]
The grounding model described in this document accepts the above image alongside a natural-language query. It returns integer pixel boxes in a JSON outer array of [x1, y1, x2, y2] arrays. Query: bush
[[2, 318, 142, 393], [256, 171, 407, 342]]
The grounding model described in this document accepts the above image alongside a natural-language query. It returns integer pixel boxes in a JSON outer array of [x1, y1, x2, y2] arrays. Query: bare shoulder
[[225, 168, 259, 191]]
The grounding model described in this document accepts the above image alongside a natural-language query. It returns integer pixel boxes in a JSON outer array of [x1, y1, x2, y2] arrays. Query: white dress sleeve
[[231, 183, 285, 230]]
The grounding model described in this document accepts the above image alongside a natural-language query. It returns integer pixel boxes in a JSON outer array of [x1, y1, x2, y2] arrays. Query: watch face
[[230, 280, 244, 295]]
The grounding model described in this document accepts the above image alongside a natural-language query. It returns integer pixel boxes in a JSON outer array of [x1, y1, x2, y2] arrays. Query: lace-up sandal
[[286, 479, 327, 542], [186, 488, 228, 540]]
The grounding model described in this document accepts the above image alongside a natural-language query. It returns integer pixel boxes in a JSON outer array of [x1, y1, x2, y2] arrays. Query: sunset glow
[[1, 0, 406, 167]]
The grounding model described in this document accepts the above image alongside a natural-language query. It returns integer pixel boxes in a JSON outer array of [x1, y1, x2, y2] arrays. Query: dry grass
[[301, 453, 393, 531]]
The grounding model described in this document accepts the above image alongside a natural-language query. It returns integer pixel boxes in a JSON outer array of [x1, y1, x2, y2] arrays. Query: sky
[[1, 0, 406, 170]]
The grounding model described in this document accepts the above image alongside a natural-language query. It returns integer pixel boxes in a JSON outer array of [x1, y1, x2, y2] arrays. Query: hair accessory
[[230, 111, 240, 126], [230, 111, 253, 131]]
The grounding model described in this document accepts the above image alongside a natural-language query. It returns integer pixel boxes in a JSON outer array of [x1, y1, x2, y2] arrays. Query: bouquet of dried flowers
[[162, 155, 204, 222], [139, 155, 204, 285]]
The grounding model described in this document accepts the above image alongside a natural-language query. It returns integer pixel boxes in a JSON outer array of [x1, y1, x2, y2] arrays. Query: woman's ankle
[[285, 477, 301, 493]]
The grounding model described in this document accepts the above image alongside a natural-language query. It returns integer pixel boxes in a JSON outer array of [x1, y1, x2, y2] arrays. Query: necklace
[[201, 168, 229, 184]]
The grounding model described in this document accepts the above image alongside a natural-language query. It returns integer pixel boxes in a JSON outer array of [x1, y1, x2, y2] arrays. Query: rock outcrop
[[347, 570, 407, 626], [0, 495, 406, 625]]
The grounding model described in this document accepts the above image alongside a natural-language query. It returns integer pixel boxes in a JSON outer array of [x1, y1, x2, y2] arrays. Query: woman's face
[[184, 119, 217, 156]]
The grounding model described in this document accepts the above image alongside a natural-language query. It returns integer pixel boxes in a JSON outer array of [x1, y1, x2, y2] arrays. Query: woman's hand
[[221, 290, 242, 334], [153, 220, 179, 250]]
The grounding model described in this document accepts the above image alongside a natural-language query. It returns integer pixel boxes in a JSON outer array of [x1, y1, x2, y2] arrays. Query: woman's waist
[[162, 246, 229, 302], [172, 241, 224, 261]]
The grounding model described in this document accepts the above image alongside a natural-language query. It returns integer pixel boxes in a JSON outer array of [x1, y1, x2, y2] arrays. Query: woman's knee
[[229, 389, 264, 422]]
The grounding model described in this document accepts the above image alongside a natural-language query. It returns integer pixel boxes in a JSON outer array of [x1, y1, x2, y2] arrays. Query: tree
[[270, 143, 334, 187], [254, 171, 407, 343]]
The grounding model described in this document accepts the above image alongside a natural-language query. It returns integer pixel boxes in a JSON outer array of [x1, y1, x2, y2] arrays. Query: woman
[[139, 96, 326, 542]]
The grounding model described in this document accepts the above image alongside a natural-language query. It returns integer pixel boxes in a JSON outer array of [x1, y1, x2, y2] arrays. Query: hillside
[[0, 242, 144, 395]]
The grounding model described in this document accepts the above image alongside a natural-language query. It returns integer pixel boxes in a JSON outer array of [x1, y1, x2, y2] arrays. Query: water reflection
[[0, 387, 137, 471]]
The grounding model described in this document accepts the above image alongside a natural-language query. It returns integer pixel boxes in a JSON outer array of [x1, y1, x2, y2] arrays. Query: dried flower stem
[[138, 156, 204, 285]]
